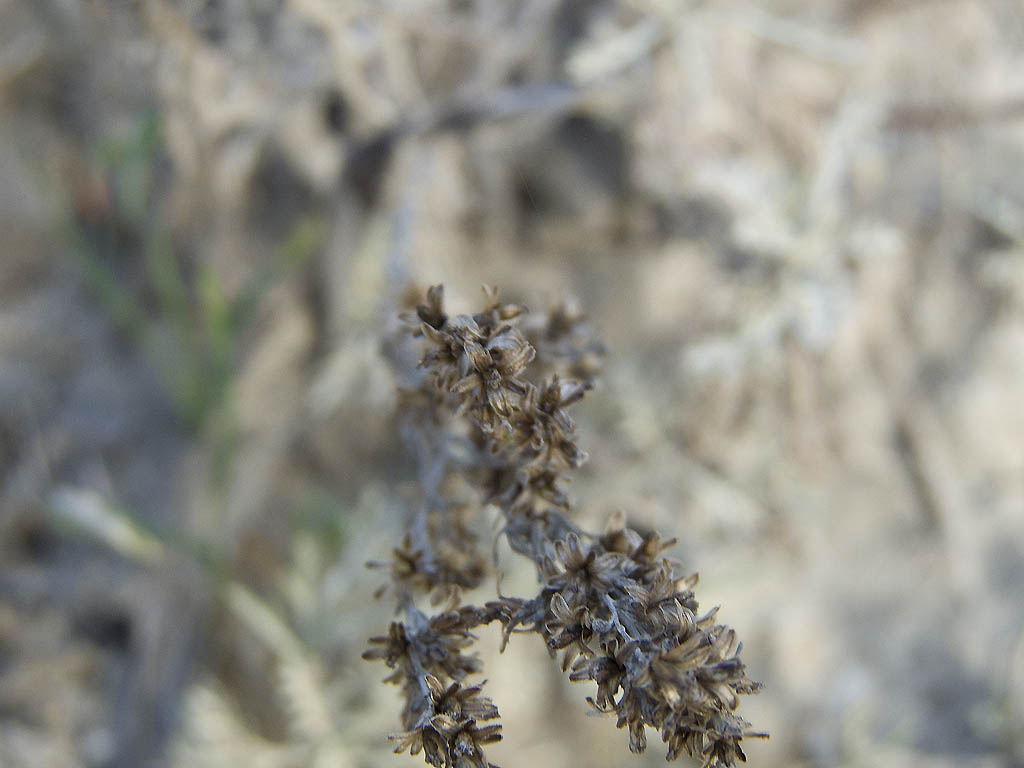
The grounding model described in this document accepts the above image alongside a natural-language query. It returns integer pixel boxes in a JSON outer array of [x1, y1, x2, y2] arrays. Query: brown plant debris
[[364, 285, 765, 768]]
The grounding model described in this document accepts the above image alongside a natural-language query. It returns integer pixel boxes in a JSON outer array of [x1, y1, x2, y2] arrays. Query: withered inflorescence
[[364, 285, 765, 768]]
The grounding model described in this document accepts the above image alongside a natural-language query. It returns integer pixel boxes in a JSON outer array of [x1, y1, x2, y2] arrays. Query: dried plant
[[364, 285, 765, 768]]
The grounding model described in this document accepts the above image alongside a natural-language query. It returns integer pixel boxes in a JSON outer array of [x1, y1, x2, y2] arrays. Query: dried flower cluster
[[364, 285, 765, 768]]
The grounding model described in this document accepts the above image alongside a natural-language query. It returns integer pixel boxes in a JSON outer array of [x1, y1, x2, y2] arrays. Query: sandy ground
[[2, 1, 1024, 767]]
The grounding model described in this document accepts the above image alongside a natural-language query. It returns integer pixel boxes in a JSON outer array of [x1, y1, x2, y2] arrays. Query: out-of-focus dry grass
[[2, 1, 1024, 767]]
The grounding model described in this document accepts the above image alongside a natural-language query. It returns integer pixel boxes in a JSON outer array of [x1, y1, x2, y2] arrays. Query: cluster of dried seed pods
[[365, 286, 764, 768]]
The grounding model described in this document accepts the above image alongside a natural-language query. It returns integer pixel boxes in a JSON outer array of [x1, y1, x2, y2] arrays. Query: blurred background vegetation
[[3, 1, 1024, 767]]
